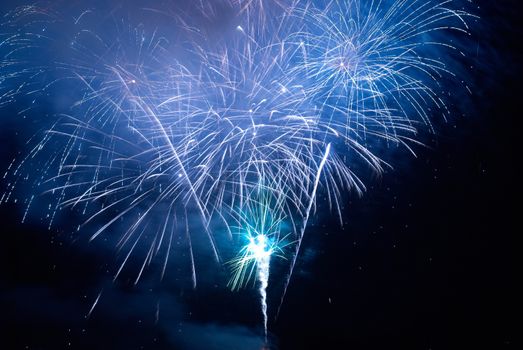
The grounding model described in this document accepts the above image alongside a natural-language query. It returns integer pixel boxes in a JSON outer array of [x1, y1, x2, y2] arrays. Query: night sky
[[0, 1, 519, 349]]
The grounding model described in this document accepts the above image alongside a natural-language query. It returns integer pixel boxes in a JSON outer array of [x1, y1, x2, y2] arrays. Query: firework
[[226, 184, 290, 339], [1, 0, 475, 339]]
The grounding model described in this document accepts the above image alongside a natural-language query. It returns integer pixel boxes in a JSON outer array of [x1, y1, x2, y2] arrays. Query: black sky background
[[0, 1, 520, 349]]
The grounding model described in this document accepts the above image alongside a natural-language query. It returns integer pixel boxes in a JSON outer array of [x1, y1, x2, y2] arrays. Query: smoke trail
[[255, 236, 271, 342]]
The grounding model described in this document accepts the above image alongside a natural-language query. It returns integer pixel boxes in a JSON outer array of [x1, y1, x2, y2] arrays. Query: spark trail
[[277, 143, 331, 316], [248, 234, 272, 341]]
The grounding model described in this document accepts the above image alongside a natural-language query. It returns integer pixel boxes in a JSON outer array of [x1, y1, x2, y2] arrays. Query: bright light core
[[247, 234, 273, 260]]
